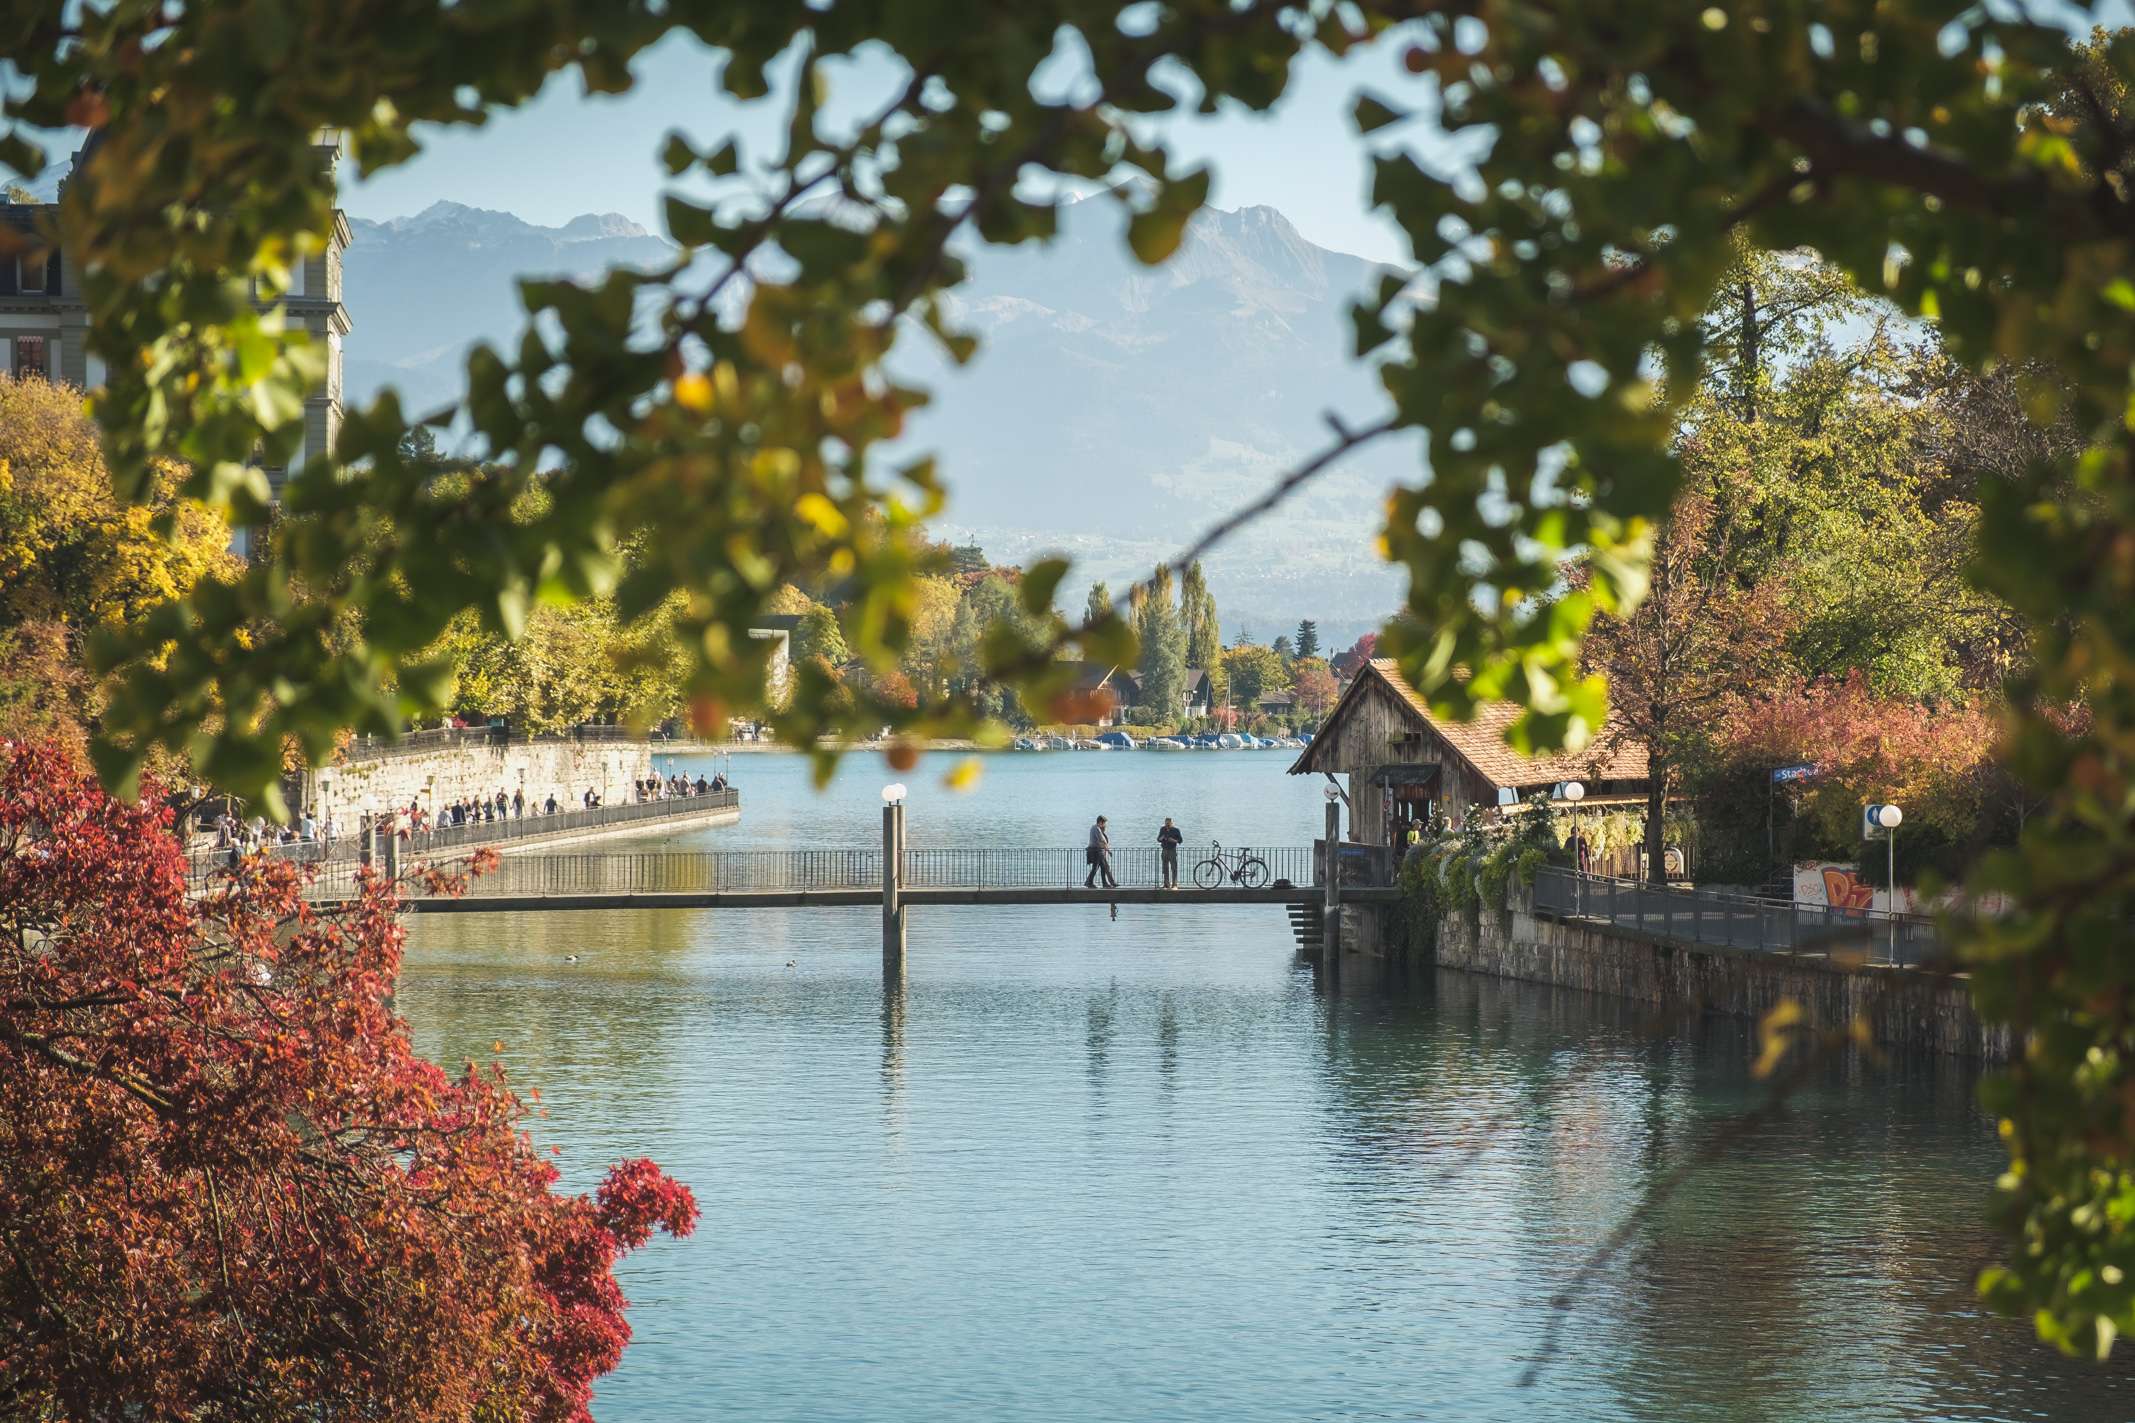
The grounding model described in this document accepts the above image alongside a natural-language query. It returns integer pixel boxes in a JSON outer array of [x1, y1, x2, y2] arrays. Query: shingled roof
[[1291, 658, 1649, 790]]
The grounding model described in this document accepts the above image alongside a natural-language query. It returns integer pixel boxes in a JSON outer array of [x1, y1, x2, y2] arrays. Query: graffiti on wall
[[1795, 862, 1910, 915]]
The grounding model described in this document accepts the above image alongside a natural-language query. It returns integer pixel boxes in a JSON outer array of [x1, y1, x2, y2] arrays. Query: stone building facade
[[0, 134, 352, 511]]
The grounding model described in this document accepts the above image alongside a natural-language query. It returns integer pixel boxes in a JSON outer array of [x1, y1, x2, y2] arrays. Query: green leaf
[[1353, 92, 1406, 134], [88, 737, 145, 804], [660, 132, 695, 176], [1020, 558, 1070, 617], [664, 195, 718, 248]]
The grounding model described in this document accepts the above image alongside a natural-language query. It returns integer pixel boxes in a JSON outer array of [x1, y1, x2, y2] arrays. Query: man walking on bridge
[[1085, 815, 1118, 889], [1158, 817, 1183, 889]]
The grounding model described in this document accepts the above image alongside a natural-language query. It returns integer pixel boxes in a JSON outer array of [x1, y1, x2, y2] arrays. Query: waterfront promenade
[[188, 788, 740, 881]]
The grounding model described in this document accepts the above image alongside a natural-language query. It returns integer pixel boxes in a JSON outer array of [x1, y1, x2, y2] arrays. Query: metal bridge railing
[[903, 844, 1320, 890], [1532, 865, 1940, 967], [244, 843, 1328, 903]]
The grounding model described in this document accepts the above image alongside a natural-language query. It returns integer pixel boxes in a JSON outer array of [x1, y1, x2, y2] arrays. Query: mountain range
[[338, 197, 1410, 643]]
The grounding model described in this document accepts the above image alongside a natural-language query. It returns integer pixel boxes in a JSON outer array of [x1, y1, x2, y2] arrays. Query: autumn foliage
[[0, 741, 696, 1421], [1713, 673, 2001, 845]]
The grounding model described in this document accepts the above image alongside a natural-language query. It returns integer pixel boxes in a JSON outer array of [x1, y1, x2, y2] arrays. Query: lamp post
[[1870, 801, 1903, 964], [1561, 781, 1587, 915]]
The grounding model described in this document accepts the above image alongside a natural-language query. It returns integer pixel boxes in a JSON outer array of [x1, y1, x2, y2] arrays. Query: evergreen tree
[[948, 543, 989, 576], [1294, 620, 1320, 660], [1272, 634, 1294, 660]]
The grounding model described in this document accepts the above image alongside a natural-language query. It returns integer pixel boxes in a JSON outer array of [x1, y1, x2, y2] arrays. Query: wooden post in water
[[882, 800, 906, 977], [1323, 797, 1343, 981]]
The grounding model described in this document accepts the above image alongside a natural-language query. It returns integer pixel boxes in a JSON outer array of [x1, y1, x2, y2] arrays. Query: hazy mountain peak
[[384, 199, 525, 234], [557, 211, 651, 241]]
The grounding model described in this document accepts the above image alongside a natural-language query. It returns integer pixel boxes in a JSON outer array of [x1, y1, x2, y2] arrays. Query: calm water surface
[[399, 751, 2135, 1421]]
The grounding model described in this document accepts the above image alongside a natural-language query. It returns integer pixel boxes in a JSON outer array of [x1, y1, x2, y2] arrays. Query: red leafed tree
[[1330, 632, 1377, 679], [1710, 671, 2003, 846], [1291, 660, 1340, 716], [0, 740, 697, 1422], [871, 668, 920, 711]]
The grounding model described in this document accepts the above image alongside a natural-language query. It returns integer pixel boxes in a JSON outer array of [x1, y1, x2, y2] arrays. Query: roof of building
[[1061, 661, 1134, 691], [1289, 658, 1648, 789], [1258, 690, 1296, 705]]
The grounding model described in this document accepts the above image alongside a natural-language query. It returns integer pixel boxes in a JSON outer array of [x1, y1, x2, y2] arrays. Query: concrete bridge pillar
[[1323, 798, 1343, 982], [882, 800, 906, 978]]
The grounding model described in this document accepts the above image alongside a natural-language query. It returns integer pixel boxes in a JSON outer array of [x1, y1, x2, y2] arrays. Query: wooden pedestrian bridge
[[219, 803, 1395, 973]]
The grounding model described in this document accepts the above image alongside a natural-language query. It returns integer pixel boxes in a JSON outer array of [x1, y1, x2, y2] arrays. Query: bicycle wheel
[[1193, 858, 1225, 890], [1238, 856, 1270, 889]]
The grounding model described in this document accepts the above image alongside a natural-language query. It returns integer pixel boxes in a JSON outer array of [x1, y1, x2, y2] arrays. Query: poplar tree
[[1135, 566, 1187, 724], [1181, 562, 1222, 671]]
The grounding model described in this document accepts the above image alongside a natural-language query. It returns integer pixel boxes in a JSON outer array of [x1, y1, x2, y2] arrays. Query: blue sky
[[343, 32, 1442, 263]]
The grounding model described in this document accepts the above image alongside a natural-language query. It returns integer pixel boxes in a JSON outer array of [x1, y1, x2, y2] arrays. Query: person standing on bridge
[[1085, 816, 1118, 889], [1158, 817, 1184, 889]]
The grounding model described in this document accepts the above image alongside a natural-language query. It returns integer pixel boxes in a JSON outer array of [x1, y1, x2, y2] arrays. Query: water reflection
[[393, 754, 2135, 1422], [879, 974, 906, 1143]]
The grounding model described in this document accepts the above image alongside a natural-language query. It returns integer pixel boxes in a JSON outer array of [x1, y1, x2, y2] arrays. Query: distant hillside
[[911, 198, 1411, 643], [336, 196, 1410, 642]]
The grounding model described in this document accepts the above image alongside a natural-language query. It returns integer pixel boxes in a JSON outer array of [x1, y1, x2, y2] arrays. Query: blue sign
[[1772, 763, 1818, 784]]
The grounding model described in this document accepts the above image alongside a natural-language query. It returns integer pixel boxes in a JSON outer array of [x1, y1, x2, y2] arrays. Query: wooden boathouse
[[1287, 659, 1649, 847]]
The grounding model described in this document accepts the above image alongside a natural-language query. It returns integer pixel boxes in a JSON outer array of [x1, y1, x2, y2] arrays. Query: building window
[[18, 250, 46, 294], [13, 335, 47, 379]]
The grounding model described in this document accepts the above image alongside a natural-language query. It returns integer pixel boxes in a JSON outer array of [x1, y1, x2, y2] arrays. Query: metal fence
[[1532, 865, 1939, 967], [187, 790, 740, 884], [238, 843, 1326, 903]]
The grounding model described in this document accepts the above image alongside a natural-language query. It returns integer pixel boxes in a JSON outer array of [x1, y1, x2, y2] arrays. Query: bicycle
[[1193, 840, 1270, 890]]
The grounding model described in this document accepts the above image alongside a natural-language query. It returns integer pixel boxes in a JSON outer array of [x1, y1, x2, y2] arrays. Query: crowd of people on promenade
[[201, 766, 735, 860], [635, 771, 728, 801]]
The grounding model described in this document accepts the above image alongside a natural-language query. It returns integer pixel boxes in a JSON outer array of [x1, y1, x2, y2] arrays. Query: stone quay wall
[[1372, 886, 2011, 1062], [303, 739, 666, 826]]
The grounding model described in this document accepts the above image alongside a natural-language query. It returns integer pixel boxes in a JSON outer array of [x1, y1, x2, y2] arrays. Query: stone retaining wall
[[304, 740, 659, 825], [1406, 886, 2011, 1062]]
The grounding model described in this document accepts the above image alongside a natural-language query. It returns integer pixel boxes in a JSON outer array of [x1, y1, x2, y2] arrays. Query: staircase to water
[[1286, 901, 1326, 958]]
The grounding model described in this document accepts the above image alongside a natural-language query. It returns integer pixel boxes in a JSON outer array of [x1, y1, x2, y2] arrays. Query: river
[[398, 749, 2135, 1421]]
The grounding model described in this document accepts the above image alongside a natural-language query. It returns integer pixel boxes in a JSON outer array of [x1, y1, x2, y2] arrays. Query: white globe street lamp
[[881, 783, 908, 805], [1560, 780, 1588, 914], [1869, 802, 1904, 964]]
